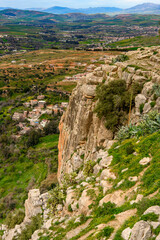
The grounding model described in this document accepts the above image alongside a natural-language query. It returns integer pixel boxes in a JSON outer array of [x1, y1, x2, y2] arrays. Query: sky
[[0, 0, 160, 9]]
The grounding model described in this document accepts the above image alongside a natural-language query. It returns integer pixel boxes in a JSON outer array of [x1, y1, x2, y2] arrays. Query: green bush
[[126, 143, 135, 155], [68, 204, 73, 212], [112, 55, 129, 63], [95, 80, 142, 132], [94, 202, 117, 217], [103, 226, 114, 237], [95, 80, 129, 132], [5, 209, 25, 229], [48, 185, 65, 213], [141, 212, 158, 222], [84, 160, 96, 176], [152, 83, 160, 98], [139, 103, 144, 114], [26, 130, 41, 147], [150, 101, 156, 108], [14, 214, 42, 240]]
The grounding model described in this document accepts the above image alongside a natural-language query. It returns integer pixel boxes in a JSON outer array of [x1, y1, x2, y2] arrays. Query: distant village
[[12, 95, 68, 137]]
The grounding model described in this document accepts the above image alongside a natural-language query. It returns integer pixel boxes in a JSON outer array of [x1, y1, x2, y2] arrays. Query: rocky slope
[[1, 46, 160, 240]]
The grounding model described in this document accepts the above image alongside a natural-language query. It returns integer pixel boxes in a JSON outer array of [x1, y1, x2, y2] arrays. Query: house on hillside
[[38, 101, 46, 109], [30, 99, 38, 107]]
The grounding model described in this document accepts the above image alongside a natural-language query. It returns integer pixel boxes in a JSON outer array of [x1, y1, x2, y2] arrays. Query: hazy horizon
[[0, 0, 160, 10]]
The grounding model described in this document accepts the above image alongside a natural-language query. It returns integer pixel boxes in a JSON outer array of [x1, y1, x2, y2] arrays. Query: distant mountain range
[[43, 6, 122, 14], [0, 3, 160, 15], [125, 3, 160, 14], [42, 3, 160, 14]]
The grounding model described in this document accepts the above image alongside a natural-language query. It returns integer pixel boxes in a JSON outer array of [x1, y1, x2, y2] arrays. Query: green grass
[[108, 131, 160, 194], [35, 134, 59, 149], [107, 36, 160, 49]]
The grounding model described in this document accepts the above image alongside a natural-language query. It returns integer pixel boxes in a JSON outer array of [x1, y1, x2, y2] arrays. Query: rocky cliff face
[[58, 76, 114, 182], [58, 46, 160, 183]]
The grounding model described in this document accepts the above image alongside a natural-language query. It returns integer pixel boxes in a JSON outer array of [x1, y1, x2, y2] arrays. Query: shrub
[[117, 111, 160, 140], [26, 130, 41, 147], [141, 212, 158, 222], [5, 209, 25, 229], [152, 83, 160, 98], [68, 204, 73, 212], [103, 226, 114, 237], [150, 101, 156, 108], [44, 120, 59, 135], [95, 80, 143, 133], [126, 143, 135, 155], [94, 202, 116, 217], [48, 185, 65, 213], [112, 55, 129, 63], [84, 160, 96, 176], [139, 103, 144, 114], [14, 214, 42, 240]]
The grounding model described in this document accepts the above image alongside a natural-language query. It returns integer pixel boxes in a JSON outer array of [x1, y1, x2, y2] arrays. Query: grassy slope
[[0, 134, 59, 219], [107, 35, 160, 48], [38, 131, 160, 240]]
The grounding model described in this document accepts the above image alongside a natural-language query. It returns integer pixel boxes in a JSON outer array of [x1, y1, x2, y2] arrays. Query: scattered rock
[[121, 168, 128, 173], [130, 194, 143, 205], [117, 179, 124, 188], [139, 157, 151, 165], [100, 169, 116, 181], [128, 176, 138, 182]]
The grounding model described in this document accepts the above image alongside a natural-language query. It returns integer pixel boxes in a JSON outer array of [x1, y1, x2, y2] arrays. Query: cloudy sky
[[0, 0, 159, 9]]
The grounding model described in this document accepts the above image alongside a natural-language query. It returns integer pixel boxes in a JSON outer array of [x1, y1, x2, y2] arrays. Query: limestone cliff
[[58, 46, 160, 182], [58, 75, 113, 182]]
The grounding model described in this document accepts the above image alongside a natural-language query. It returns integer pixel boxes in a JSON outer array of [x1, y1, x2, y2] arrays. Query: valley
[[0, 5, 159, 240], [0, 9, 159, 54]]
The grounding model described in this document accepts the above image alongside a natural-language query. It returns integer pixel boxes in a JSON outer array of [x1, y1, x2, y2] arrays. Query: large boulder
[[24, 189, 42, 221], [143, 206, 160, 216], [78, 189, 93, 215], [130, 220, 152, 240], [121, 227, 132, 240], [142, 82, 154, 97]]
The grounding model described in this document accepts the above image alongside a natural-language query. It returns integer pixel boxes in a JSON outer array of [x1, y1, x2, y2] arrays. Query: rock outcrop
[[58, 46, 160, 182], [2, 190, 49, 240]]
